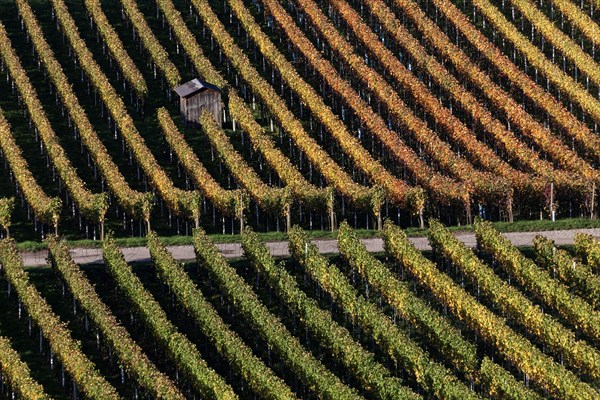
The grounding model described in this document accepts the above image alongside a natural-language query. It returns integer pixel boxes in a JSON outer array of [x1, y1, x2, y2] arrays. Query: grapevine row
[[324, 0, 539, 196], [352, 0, 593, 188], [534, 235, 600, 307], [199, 0, 420, 208], [116, 0, 180, 87], [462, 0, 600, 141], [0, 239, 120, 399], [157, 107, 246, 219], [199, 110, 292, 220], [146, 231, 297, 400], [474, 219, 600, 342], [504, 0, 600, 88], [186, 0, 411, 216], [46, 236, 185, 400], [426, 0, 600, 161], [339, 0, 568, 189], [227, 94, 332, 212], [288, 226, 480, 400], [0, 110, 61, 230], [288, 0, 511, 206], [575, 233, 600, 272], [383, 220, 598, 399], [83, 0, 148, 97], [247, 0, 466, 209], [0, 336, 50, 400], [336, 221, 480, 376], [0, 22, 108, 225], [546, 0, 600, 50], [192, 228, 362, 400], [241, 227, 421, 400], [101, 235, 237, 399], [15, 0, 153, 223], [428, 219, 600, 380], [49, 0, 201, 225]]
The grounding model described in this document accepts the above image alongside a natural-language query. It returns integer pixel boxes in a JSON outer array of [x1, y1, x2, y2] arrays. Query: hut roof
[[173, 78, 222, 98]]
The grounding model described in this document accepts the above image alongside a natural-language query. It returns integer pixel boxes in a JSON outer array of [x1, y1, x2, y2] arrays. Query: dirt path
[[20, 228, 600, 267]]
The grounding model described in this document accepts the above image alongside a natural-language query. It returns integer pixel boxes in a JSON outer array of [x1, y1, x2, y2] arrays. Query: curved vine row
[[0, 22, 108, 224], [0, 110, 61, 229], [49, 0, 200, 224], [83, 0, 148, 97], [575, 233, 600, 273], [15, 0, 152, 223]]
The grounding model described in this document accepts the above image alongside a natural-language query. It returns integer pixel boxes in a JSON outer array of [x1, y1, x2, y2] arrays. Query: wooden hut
[[173, 78, 223, 126]]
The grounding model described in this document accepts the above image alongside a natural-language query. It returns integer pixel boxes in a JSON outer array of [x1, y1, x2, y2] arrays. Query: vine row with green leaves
[[0, 239, 120, 399], [534, 235, 600, 308], [101, 235, 237, 399], [146, 231, 297, 400], [192, 228, 362, 400], [46, 236, 185, 400], [241, 227, 421, 400], [575, 233, 600, 273], [475, 219, 600, 342], [428, 219, 600, 381], [287, 226, 477, 400]]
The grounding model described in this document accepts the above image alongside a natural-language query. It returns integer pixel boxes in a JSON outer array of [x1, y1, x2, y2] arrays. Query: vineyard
[[0, 221, 598, 399], [0, 0, 595, 241], [0, 0, 600, 397]]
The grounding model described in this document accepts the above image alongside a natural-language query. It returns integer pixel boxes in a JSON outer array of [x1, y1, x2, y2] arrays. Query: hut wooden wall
[[180, 90, 222, 126]]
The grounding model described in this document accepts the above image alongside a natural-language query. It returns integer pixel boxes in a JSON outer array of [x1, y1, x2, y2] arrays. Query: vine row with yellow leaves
[[0, 336, 51, 400], [15, 0, 152, 223], [83, 0, 147, 97], [49, 0, 200, 224], [243, 0, 465, 208], [0, 22, 108, 224], [426, 0, 600, 161], [0, 239, 120, 399], [117, 0, 180, 87], [188, 0, 413, 215], [157, 107, 246, 218], [200, 110, 292, 217], [0, 110, 61, 229], [534, 235, 600, 308], [459, 0, 600, 150], [384, 220, 598, 399], [575, 233, 600, 273], [429, 219, 600, 381]]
